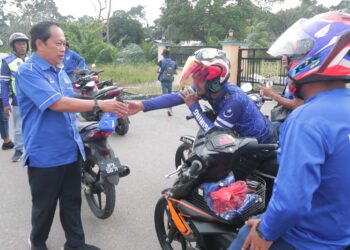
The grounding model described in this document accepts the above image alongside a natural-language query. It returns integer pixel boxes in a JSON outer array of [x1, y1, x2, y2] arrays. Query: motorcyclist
[[228, 11, 350, 250], [128, 48, 275, 178], [129, 48, 273, 142]]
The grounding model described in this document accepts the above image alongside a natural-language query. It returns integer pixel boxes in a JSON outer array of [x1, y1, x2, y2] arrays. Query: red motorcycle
[[73, 71, 130, 136]]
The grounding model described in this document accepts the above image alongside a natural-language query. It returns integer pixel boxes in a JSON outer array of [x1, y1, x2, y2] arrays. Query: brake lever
[[165, 164, 184, 179]]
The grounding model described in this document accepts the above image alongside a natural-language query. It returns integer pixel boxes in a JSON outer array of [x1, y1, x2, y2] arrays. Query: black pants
[[28, 161, 85, 248]]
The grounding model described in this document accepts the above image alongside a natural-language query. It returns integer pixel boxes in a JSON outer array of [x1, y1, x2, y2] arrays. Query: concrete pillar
[[221, 41, 249, 85]]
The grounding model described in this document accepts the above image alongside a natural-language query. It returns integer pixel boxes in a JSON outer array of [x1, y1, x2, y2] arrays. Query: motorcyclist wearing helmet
[[128, 48, 274, 145], [1, 32, 30, 162], [229, 12, 350, 250]]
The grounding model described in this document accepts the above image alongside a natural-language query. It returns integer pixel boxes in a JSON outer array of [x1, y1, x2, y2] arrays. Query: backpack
[[161, 60, 175, 81]]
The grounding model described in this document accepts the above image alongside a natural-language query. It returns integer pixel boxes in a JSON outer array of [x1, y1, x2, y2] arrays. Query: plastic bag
[[98, 112, 118, 132], [270, 104, 291, 122], [210, 181, 247, 213]]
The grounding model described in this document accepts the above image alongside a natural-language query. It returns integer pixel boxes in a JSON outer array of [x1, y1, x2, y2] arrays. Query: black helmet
[[9, 32, 29, 51]]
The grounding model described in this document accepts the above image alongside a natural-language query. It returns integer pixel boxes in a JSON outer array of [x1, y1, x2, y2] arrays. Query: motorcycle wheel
[[175, 143, 192, 169], [154, 197, 187, 250], [84, 165, 116, 219], [115, 117, 129, 136]]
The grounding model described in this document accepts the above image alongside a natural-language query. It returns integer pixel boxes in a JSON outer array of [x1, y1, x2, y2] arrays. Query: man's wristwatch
[[93, 99, 100, 113], [256, 221, 269, 241]]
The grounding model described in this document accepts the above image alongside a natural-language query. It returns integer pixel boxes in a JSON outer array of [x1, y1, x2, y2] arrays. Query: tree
[[108, 8, 144, 46]]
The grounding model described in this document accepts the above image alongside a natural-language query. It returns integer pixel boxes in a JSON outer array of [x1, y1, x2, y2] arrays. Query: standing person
[[16, 21, 128, 250], [157, 49, 177, 116], [63, 42, 88, 82], [1, 32, 30, 161], [228, 12, 350, 250], [0, 45, 14, 151]]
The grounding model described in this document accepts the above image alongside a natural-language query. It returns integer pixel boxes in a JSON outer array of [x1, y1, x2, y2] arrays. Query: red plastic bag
[[210, 181, 247, 213]]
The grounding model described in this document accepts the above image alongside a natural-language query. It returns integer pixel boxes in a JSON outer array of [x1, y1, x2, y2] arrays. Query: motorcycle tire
[[84, 175, 116, 219], [115, 117, 129, 136], [175, 143, 192, 169], [154, 197, 187, 250]]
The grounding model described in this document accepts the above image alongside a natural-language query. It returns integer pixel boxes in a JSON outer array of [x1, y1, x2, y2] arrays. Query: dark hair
[[162, 49, 170, 58], [30, 21, 60, 51]]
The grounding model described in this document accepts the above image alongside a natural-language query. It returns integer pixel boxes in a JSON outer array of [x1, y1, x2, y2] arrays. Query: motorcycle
[[73, 70, 130, 136], [78, 120, 130, 219], [155, 126, 278, 249]]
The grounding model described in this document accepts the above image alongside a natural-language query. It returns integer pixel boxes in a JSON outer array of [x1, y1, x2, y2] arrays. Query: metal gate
[[237, 48, 287, 87]]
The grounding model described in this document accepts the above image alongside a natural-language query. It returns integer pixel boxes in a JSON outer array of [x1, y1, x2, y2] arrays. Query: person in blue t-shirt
[[16, 21, 128, 250], [63, 41, 88, 82], [157, 49, 177, 116], [128, 48, 274, 179], [228, 12, 350, 250]]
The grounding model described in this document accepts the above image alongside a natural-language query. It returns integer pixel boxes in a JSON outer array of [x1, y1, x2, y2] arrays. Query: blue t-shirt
[[63, 48, 88, 74], [143, 83, 274, 143], [260, 88, 350, 249], [16, 53, 85, 168]]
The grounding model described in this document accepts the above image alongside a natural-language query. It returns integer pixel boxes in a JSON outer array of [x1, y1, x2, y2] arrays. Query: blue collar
[[31, 52, 63, 72]]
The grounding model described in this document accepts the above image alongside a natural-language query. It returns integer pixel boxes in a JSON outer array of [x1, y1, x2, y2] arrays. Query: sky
[[54, 0, 343, 25]]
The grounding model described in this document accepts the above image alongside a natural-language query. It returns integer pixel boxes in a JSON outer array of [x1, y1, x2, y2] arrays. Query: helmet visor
[[267, 19, 315, 58], [179, 56, 207, 87]]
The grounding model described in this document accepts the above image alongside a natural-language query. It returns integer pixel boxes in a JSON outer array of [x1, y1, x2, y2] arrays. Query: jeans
[[0, 100, 10, 140], [12, 105, 23, 151], [161, 80, 173, 94], [227, 215, 296, 250]]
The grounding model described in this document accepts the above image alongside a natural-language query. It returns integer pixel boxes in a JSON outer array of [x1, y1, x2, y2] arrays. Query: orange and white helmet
[[179, 48, 230, 93]]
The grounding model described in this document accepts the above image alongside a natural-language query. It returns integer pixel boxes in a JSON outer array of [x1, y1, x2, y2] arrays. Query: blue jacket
[[142, 83, 274, 143], [260, 88, 350, 249], [63, 48, 88, 74]]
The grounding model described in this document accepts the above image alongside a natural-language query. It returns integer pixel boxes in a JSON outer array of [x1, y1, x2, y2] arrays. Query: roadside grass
[[96, 63, 183, 96]]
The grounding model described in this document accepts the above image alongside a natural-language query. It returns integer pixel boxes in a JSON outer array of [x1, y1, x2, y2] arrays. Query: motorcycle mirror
[[240, 82, 253, 93]]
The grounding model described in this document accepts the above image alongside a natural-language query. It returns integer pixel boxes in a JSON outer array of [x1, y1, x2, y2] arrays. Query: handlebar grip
[[189, 160, 202, 175], [186, 115, 194, 120]]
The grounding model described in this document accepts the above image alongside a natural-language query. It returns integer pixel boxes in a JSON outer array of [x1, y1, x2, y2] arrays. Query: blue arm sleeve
[[71, 51, 88, 70], [188, 102, 213, 132], [142, 92, 184, 111], [259, 120, 324, 241], [0, 60, 12, 107], [17, 65, 62, 111]]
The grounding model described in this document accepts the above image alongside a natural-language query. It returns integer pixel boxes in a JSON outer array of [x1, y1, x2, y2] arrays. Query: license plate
[[99, 157, 121, 177]]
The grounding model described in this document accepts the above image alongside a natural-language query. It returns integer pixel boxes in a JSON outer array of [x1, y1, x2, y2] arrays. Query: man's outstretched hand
[[127, 101, 144, 116]]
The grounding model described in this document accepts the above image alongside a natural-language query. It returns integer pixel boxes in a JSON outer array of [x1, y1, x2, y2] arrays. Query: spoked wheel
[[175, 143, 192, 169], [154, 197, 187, 250], [83, 164, 116, 219]]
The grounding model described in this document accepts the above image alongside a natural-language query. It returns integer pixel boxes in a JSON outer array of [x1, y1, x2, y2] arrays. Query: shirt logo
[[47, 74, 54, 84], [223, 108, 234, 118]]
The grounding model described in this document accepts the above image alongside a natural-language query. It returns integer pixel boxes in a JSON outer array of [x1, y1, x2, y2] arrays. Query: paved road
[[0, 101, 274, 250]]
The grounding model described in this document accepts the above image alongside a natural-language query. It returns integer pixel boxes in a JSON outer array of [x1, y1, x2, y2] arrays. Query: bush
[[115, 43, 146, 64], [96, 44, 118, 63]]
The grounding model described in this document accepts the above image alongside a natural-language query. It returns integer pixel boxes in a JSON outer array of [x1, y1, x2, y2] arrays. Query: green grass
[[95, 63, 183, 96]]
